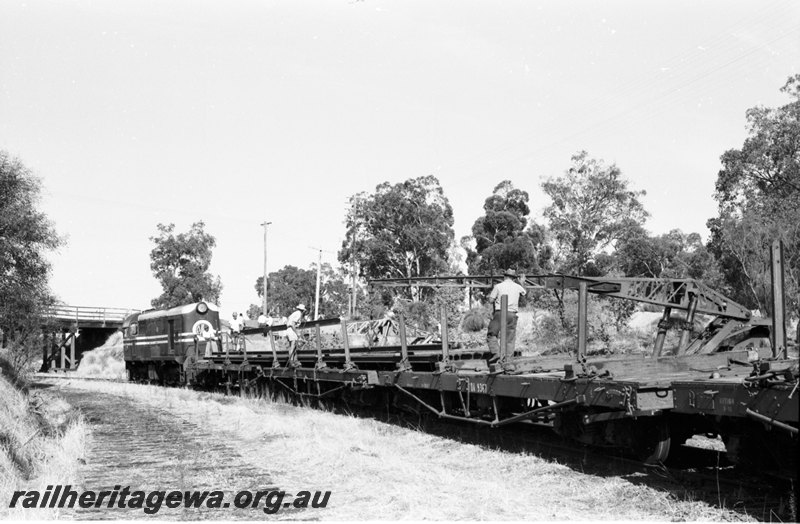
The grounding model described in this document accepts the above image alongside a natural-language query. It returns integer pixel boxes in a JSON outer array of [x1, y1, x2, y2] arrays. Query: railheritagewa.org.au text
[[9, 485, 331, 514]]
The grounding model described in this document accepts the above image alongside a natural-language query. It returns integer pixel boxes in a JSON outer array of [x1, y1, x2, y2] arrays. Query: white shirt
[[200, 327, 217, 341], [287, 310, 304, 329], [488, 279, 527, 313]]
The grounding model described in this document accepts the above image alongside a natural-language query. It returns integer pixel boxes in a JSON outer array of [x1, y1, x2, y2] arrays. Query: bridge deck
[[42, 305, 139, 371], [47, 305, 138, 328]]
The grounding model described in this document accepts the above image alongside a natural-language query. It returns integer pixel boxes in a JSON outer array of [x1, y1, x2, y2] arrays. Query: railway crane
[[123, 241, 797, 476]]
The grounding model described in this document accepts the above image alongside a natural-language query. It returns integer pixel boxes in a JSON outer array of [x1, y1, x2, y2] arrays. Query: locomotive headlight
[[196, 302, 209, 315]]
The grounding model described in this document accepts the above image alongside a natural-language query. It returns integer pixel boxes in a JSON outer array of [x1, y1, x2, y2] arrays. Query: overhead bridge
[[41, 305, 139, 372]]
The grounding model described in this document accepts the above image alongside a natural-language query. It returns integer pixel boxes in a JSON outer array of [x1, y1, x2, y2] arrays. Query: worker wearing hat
[[486, 269, 526, 362], [286, 304, 307, 366]]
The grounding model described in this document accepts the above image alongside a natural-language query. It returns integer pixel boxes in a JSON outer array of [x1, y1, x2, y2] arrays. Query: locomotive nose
[[196, 302, 209, 314]]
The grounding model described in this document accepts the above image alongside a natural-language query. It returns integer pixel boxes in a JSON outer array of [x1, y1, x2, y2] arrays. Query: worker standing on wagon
[[257, 311, 271, 337], [230, 311, 243, 334], [487, 269, 527, 362], [286, 304, 306, 367], [200, 323, 218, 358], [230, 311, 244, 352]]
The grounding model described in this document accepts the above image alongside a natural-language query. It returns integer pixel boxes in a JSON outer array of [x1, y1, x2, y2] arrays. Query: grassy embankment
[[0, 359, 86, 519], [48, 376, 753, 521]]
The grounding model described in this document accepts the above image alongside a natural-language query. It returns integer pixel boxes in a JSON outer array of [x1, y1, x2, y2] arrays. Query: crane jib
[[367, 274, 751, 321]]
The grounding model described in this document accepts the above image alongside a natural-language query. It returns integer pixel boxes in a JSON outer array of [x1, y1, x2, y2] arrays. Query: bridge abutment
[[41, 306, 137, 372]]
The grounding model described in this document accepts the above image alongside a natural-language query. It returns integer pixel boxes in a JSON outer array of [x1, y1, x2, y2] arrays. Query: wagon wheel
[[632, 419, 671, 465]]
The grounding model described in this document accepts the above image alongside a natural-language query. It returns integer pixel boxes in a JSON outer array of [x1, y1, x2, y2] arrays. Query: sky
[[1, 0, 798, 316]]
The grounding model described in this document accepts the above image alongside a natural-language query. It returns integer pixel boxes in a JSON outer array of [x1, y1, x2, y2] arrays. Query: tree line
[[2, 75, 797, 370], [232, 75, 796, 324], [337, 75, 799, 325]]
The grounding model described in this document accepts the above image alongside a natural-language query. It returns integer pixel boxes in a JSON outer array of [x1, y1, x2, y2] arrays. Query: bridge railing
[[46, 305, 140, 324]]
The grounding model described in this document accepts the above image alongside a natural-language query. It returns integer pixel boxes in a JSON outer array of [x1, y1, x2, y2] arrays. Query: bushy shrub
[[1, 325, 49, 380], [527, 312, 573, 354], [393, 299, 432, 331], [524, 290, 642, 355], [431, 286, 467, 330], [354, 288, 391, 321], [461, 307, 490, 332], [390, 286, 465, 333], [454, 329, 487, 349]]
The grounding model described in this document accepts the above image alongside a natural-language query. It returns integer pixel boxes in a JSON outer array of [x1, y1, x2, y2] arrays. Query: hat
[[503, 268, 517, 277], [296, 304, 307, 311]]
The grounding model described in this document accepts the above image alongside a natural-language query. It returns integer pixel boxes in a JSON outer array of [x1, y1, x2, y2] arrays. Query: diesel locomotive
[[122, 301, 221, 383]]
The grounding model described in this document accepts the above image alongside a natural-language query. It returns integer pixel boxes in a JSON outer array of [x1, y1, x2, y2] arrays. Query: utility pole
[[351, 264, 357, 317], [314, 248, 322, 320], [309, 246, 334, 320], [350, 233, 358, 318], [261, 221, 271, 315]]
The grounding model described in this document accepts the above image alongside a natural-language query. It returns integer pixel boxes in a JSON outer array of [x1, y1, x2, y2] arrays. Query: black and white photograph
[[1, 0, 798, 520]]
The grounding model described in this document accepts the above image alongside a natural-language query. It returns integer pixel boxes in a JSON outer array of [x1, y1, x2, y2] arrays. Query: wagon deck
[[122, 250, 798, 473], [194, 342, 798, 424]]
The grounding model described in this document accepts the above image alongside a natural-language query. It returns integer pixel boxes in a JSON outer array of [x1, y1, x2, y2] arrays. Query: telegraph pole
[[350, 233, 357, 317], [309, 246, 334, 320], [314, 248, 322, 319], [261, 221, 271, 315]]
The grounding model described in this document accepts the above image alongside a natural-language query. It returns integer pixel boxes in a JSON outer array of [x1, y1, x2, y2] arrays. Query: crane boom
[[368, 274, 751, 321]]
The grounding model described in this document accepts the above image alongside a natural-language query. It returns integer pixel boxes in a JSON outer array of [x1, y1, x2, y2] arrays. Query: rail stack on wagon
[[120, 241, 798, 476]]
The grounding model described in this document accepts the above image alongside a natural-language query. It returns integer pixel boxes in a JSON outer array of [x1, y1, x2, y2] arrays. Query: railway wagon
[[123, 301, 220, 383], [183, 271, 797, 475], [120, 245, 797, 475]]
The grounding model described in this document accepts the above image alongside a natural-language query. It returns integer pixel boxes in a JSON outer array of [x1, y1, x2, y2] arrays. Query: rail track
[[116, 269, 798, 496], [45, 259, 800, 520], [33, 373, 127, 383], [39, 373, 798, 522], [272, 381, 798, 523], [51, 384, 281, 520]]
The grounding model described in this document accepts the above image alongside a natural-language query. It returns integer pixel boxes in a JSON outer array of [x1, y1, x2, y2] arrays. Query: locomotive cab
[[123, 301, 220, 384]]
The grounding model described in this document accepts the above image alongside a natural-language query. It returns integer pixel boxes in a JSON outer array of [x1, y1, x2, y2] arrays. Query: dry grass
[[0, 363, 86, 520], [43, 378, 753, 521], [74, 331, 125, 379], [685, 435, 727, 452]]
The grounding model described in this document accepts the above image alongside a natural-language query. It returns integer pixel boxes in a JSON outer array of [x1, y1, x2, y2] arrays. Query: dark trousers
[[487, 311, 518, 358]]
